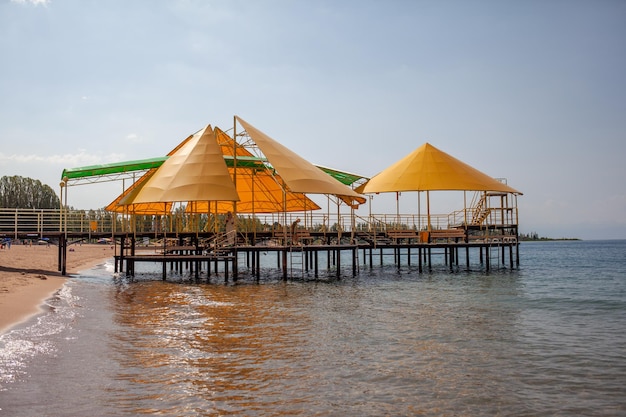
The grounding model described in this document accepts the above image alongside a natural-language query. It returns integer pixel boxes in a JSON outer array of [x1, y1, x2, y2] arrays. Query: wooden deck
[[42, 230, 520, 280]]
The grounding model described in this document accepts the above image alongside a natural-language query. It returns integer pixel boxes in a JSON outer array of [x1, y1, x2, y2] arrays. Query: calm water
[[1, 240, 625, 416]]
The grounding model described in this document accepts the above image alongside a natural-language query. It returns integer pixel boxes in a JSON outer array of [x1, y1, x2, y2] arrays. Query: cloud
[[125, 133, 145, 143], [10, 0, 50, 5], [0, 150, 126, 167]]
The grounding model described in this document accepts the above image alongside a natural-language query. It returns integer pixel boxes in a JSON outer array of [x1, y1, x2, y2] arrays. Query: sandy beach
[[0, 243, 113, 334]]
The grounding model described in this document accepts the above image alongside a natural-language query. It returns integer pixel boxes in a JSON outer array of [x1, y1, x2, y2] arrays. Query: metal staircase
[[471, 194, 490, 226], [289, 246, 304, 278]]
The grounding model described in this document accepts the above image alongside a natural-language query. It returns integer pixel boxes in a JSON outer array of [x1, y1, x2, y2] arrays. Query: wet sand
[[0, 243, 114, 333]]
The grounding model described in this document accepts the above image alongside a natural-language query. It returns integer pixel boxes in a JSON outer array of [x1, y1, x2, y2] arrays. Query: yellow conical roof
[[358, 143, 521, 194], [127, 125, 240, 204]]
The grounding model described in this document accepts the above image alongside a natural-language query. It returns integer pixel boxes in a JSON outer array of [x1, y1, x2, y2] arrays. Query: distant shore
[[519, 237, 581, 241], [0, 243, 114, 334]]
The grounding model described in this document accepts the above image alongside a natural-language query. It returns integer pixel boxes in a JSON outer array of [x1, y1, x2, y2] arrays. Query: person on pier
[[291, 218, 301, 245], [225, 211, 236, 246]]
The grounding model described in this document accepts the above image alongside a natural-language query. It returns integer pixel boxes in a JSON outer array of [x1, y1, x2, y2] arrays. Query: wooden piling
[[81, 230, 520, 284]]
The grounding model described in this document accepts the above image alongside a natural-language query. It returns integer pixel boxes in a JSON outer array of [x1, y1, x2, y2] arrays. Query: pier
[[1, 118, 523, 282], [3, 200, 521, 282], [39, 229, 519, 282]]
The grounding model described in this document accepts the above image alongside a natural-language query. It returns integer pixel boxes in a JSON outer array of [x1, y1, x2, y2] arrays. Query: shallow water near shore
[[1, 240, 625, 416]]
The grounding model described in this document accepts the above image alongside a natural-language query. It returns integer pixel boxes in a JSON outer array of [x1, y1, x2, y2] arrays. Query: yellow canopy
[[108, 126, 321, 214], [186, 187, 320, 214], [357, 143, 522, 194], [105, 133, 200, 214], [235, 116, 366, 208], [124, 125, 240, 204], [106, 171, 174, 214], [185, 127, 321, 213]]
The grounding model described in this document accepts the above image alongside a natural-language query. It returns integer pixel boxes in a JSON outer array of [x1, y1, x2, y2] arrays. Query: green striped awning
[[62, 156, 368, 186]]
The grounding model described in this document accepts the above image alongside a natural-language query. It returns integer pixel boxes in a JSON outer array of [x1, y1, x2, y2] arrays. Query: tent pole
[[368, 195, 372, 233], [303, 193, 307, 229], [351, 205, 355, 244], [282, 179, 288, 245], [132, 174, 136, 236], [418, 191, 421, 231], [214, 201, 218, 233], [328, 195, 331, 240], [252, 170, 256, 244], [163, 202, 167, 254], [337, 198, 343, 245], [59, 182, 63, 233], [122, 178, 126, 232], [193, 203, 198, 236], [396, 191, 400, 227], [233, 116, 238, 240], [427, 191, 431, 231], [464, 191, 467, 228], [232, 117, 239, 280]]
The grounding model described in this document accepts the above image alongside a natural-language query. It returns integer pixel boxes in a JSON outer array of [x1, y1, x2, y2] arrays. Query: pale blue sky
[[1, 0, 625, 239]]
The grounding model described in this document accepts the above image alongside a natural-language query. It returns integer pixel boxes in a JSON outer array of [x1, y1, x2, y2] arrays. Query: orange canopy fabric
[[106, 170, 174, 214], [124, 125, 239, 204], [108, 126, 322, 214], [357, 143, 522, 194], [107, 117, 365, 214], [105, 133, 200, 214], [235, 116, 366, 207]]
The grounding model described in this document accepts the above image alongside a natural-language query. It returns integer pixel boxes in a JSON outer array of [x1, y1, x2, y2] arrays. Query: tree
[[0, 175, 60, 209]]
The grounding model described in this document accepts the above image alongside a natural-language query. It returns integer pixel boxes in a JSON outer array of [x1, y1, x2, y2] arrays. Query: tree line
[[0, 175, 60, 209]]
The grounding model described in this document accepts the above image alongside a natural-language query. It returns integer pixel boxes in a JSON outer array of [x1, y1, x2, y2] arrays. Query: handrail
[[1, 200, 519, 240]]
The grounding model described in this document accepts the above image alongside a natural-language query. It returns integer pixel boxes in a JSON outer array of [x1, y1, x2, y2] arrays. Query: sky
[[1, 0, 625, 240]]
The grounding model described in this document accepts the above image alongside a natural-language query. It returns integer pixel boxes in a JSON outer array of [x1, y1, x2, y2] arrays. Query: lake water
[[1, 240, 625, 416]]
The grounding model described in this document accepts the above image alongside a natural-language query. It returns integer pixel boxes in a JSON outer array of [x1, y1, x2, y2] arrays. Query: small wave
[[0, 284, 78, 387]]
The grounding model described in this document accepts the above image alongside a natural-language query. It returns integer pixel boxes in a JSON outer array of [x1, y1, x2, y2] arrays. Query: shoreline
[[0, 243, 114, 334]]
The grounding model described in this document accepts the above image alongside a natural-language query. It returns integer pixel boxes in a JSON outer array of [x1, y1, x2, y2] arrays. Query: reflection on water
[[98, 271, 532, 416], [1, 242, 625, 416], [109, 282, 313, 415]]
